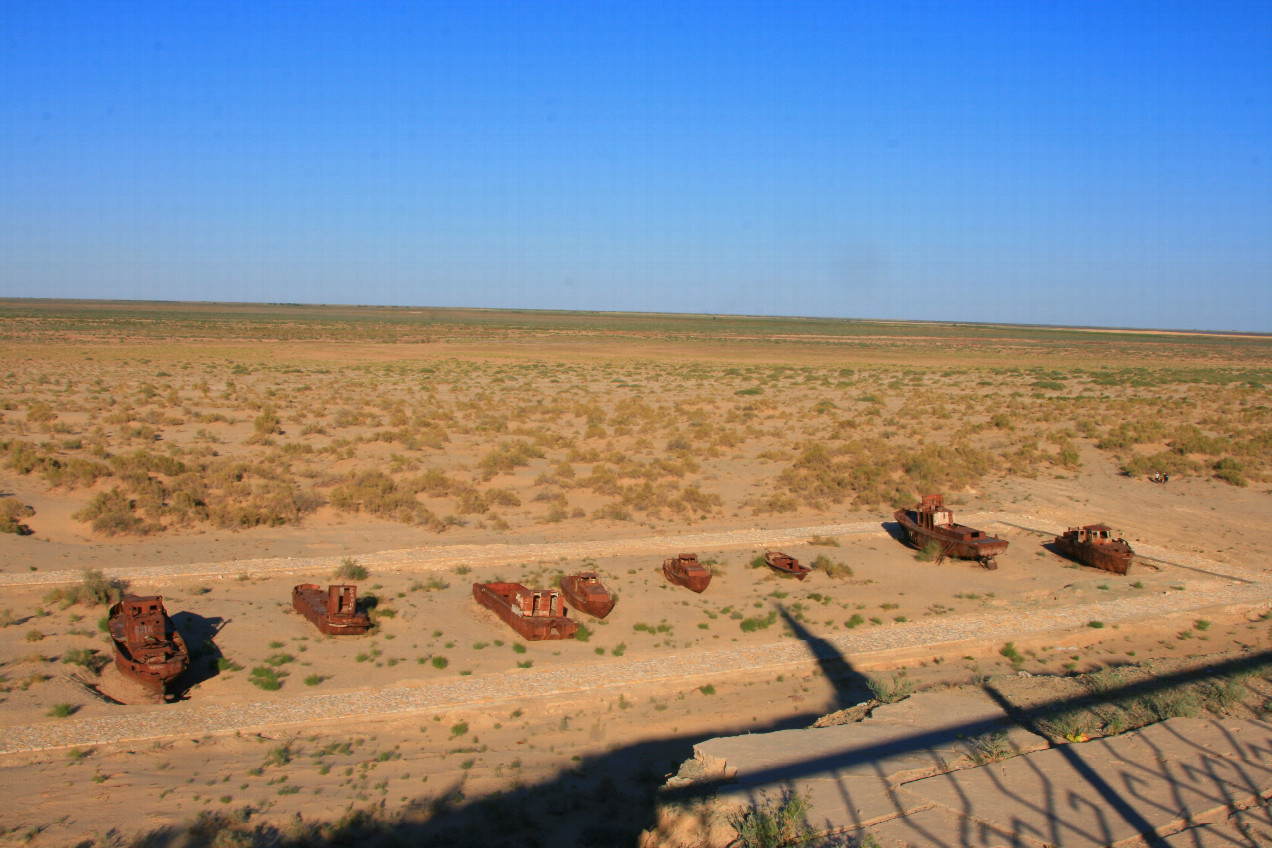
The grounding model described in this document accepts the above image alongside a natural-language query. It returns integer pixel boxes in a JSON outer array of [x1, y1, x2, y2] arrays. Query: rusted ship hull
[[293, 584, 372, 635], [108, 595, 189, 697], [1053, 526, 1134, 575], [894, 494, 1008, 569], [473, 582, 579, 640], [764, 550, 811, 580], [663, 553, 711, 593], [559, 572, 616, 619]]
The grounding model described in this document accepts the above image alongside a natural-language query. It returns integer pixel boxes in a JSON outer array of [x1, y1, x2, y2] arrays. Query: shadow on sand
[[170, 612, 226, 698], [116, 612, 1272, 848]]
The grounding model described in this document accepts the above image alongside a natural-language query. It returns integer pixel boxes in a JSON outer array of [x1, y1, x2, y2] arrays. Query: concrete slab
[[899, 719, 1272, 848], [862, 804, 1050, 848], [1128, 717, 1272, 771], [694, 692, 1039, 787], [716, 773, 932, 834]]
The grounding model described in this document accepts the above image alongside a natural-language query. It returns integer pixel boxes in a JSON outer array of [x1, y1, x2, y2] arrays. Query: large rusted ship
[[558, 572, 616, 619], [293, 584, 372, 635], [663, 552, 712, 592], [893, 494, 1008, 569], [764, 550, 811, 580], [1052, 524, 1135, 575], [473, 582, 579, 640], [107, 595, 189, 698]]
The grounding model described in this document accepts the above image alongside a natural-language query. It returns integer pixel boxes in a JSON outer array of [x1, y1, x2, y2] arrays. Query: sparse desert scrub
[[0, 496, 35, 534], [1, 302, 1270, 546], [43, 569, 125, 608]]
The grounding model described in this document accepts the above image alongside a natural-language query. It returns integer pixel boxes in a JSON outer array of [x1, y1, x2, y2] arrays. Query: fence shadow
[[118, 628, 1272, 848]]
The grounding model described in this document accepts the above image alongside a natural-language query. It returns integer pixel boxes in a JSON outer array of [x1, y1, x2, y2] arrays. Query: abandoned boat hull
[[293, 584, 372, 635], [558, 572, 616, 619], [663, 553, 712, 593], [473, 582, 579, 640], [1052, 525, 1134, 575], [764, 550, 811, 580], [894, 494, 1008, 568], [108, 595, 189, 696]]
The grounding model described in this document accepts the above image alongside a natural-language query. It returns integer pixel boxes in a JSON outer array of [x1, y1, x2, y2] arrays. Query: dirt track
[[3, 514, 1266, 756]]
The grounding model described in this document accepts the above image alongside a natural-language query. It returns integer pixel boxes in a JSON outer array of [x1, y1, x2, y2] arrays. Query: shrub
[[431, 655, 448, 669], [1140, 687, 1200, 721], [1038, 707, 1091, 743], [44, 569, 124, 608], [63, 648, 108, 673], [248, 666, 285, 690], [48, 703, 76, 718], [73, 488, 151, 536], [1214, 457, 1247, 487], [967, 731, 1013, 764], [329, 470, 440, 527], [869, 673, 914, 704], [1000, 642, 1025, 670], [913, 540, 942, 562], [740, 611, 778, 632], [0, 497, 34, 535], [812, 555, 853, 579], [727, 788, 813, 848], [333, 558, 368, 581]]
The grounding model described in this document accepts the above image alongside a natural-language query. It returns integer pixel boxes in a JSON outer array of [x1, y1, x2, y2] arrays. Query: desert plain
[[0, 300, 1271, 847]]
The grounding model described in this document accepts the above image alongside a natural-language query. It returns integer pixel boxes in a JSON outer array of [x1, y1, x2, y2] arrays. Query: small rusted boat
[[107, 595, 189, 697], [1052, 524, 1135, 575], [893, 494, 1008, 569], [473, 582, 579, 640], [764, 550, 811, 580], [663, 552, 712, 592], [292, 584, 372, 635], [559, 572, 616, 619]]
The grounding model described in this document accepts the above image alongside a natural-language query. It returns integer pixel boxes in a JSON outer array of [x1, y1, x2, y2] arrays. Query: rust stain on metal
[[293, 584, 372, 635], [559, 571, 616, 619], [473, 582, 579, 640], [764, 550, 811, 580], [108, 594, 189, 699], [1052, 524, 1135, 575], [893, 493, 1008, 569], [663, 552, 712, 592]]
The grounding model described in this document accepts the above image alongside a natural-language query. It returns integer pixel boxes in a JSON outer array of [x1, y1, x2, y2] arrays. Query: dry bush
[[0, 497, 35, 534], [329, 470, 440, 527], [73, 488, 153, 536]]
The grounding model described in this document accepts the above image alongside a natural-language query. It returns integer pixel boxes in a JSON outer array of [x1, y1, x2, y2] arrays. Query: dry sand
[[1, 306, 1269, 846]]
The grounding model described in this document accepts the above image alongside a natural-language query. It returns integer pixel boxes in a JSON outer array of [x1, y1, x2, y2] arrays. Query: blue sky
[[3, 2, 1270, 331]]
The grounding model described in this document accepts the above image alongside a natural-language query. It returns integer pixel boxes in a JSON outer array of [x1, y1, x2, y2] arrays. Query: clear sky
[[3, 2, 1270, 331]]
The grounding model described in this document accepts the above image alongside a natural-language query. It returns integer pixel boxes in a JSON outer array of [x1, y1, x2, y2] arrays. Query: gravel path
[[3, 515, 1267, 755], [0, 520, 888, 588]]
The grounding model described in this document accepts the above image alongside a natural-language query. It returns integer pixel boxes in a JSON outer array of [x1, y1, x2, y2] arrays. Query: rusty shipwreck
[[293, 584, 372, 635], [893, 494, 1008, 569], [1053, 524, 1135, 575], [107, 595, 189, 697], [559, 572, 616, 619], [663, 552, 712, 593], [764, 550, 811, 580], [473, 582, 579, 640]]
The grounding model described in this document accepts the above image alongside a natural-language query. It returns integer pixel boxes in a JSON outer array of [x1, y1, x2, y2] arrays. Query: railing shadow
[[117, 616, 1272, 848]]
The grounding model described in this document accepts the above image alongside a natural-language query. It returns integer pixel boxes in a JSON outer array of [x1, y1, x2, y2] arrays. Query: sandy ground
[[2, 455, 1271, 845], [0, 308, 1269, 845]]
